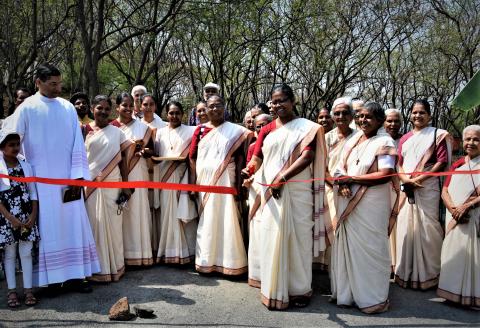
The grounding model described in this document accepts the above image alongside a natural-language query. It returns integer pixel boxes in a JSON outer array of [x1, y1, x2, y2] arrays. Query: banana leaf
[[452, 70, 480, 112]]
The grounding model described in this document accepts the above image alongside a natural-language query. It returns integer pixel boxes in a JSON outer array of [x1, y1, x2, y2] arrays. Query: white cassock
[[5, 92, 100, 286]]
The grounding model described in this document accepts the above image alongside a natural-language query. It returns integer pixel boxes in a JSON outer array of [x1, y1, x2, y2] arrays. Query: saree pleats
[[157, 163, 197, 264], [248, 169, 263, 287], [395, 177, 443, 289], [86, 166, 125, 282], [437, 207, 480, 307], [260, 168, 313, 309], [195, 162, 247, 275], [123, 158, 153, 266], [331, 184, 391, 313]]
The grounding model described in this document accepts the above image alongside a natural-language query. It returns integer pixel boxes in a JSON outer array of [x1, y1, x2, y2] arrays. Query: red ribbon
[[0, 174, 237, 195], [0, 168, 478, 195], [258, 169, 480, 187]]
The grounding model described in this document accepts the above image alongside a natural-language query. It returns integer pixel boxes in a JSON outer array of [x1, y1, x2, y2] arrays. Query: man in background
[[14, 88, 31, 111], [189, 82, 232, 125], [70, 92, 92, 125]]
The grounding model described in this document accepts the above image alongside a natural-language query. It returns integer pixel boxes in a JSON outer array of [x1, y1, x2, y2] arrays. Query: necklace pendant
[[356, 159, 360, 165], [170, 146, 173, 150]]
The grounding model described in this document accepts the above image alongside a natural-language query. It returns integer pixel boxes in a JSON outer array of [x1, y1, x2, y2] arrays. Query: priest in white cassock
[[4, 63, 99, 291]]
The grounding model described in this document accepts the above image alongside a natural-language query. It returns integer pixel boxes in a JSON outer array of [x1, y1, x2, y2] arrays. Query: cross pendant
[[356, 159, 360, 165]]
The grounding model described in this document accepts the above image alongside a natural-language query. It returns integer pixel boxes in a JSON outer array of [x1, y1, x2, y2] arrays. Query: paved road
[[0, 264, 478, 327]]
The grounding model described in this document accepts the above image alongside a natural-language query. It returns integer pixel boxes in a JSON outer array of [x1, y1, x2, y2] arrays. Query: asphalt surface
[[0, 264, 478, 327]]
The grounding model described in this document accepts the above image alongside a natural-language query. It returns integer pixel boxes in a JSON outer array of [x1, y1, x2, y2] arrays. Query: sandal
[[24, 289, 37, 306], [7, 290, 21, 308]]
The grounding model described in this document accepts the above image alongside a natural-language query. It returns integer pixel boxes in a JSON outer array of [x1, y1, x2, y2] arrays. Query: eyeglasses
[[333, 110, 352, 117], [207, 104, 224, 110], [270, 98, 290, 106]]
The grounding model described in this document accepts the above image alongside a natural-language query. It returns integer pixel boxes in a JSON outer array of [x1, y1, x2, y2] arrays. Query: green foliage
[[0, 0, 478, 131]]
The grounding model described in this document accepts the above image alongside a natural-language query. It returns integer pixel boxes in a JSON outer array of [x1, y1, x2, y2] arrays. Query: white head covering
[[352, 99, 365, 110], [385, 108, 403, 122], [255, 113, 273, 123], [131, 85, 147, 97], [243, 110, 252, 124], [203, 82, 220, 91], [463, 124, 480, 139], [331, 97, 353, 115]]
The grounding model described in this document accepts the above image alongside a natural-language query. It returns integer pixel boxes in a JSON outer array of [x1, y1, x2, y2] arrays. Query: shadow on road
[[0, 263, 478, 327], [0, 264, 218, 315]]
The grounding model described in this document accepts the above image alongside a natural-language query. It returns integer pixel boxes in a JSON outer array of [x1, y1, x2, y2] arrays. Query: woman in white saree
[[384, 108, 403, 273], [140, 94, 167, 259], [84, 95, 132, 282], [331, 102, 397, 314], [384, 109, 403, 147], [244, 114, 272, 288], [243, 84, 327, 310], [437, 125, 480, 309], [141, 94, 167, 132], [395, 99, 452, 290], [111, 92, 154, 266], [322, 97, 359, 269], [154, 102, 197, 264], [189, 95, 253, 275]]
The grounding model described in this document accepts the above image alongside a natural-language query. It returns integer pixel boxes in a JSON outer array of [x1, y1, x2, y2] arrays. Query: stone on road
[[108, 296, 134, 321]]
